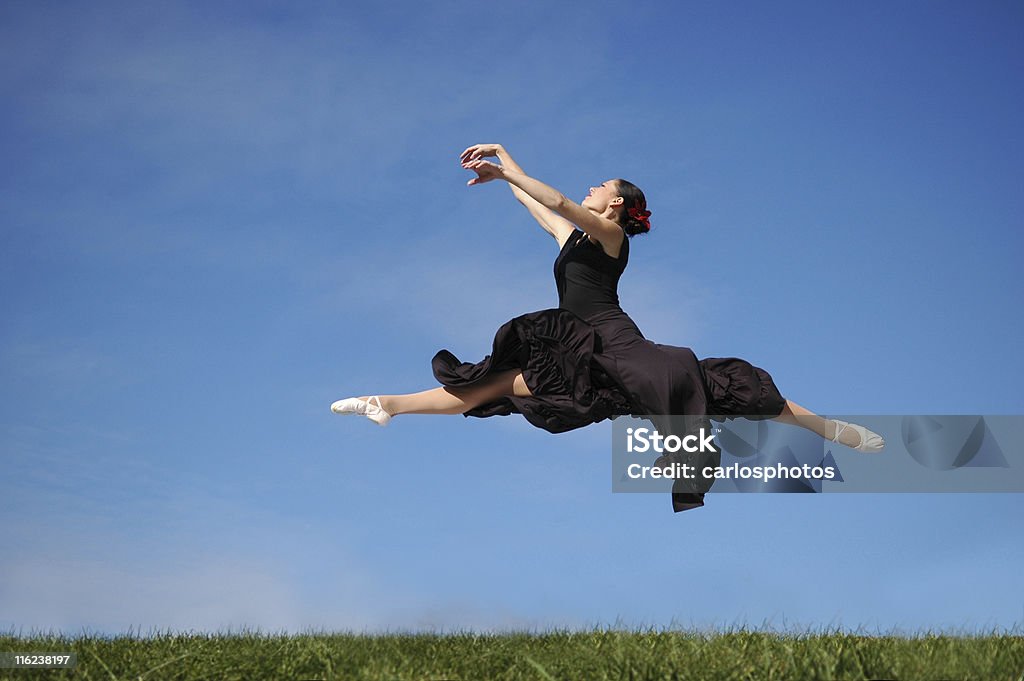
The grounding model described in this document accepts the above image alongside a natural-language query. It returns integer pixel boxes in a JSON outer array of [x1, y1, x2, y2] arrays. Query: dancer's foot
[[330, 395, 392, 426], [830, 419, 884, 452]]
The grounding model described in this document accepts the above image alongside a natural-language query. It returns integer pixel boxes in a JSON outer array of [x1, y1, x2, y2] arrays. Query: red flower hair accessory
[[628, 206, 652, 231]]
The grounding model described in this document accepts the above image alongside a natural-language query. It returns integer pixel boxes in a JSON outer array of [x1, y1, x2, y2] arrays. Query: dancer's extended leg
[[773, 400, 885, 452], [374, 369, 532, 416], [333, 369, 533, 424]]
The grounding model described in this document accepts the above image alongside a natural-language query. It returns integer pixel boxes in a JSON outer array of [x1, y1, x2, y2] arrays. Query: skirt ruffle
[[698, 357, 787, 419], [431, 308, 633, 434]]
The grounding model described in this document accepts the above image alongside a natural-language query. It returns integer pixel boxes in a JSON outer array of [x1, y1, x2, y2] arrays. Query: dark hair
[[614, 178, 651, 237]]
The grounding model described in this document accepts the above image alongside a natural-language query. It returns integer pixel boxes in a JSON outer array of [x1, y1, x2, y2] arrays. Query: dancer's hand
[[463, 158, 505, 186], [460, 143, 504, 163]]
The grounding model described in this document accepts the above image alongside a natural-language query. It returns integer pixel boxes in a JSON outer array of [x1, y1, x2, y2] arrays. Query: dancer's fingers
[[463, 159, 499, 186], [460, 145, 484, 162], [460, 144, 499, 163]]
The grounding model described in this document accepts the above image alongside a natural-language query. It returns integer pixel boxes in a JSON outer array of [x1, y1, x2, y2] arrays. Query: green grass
[[2, 628, 1022, 680]]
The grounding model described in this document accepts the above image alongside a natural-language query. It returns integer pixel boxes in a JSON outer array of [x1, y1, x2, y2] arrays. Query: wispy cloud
[[0, 554, 304, 634], [0, 501, 407, 635]]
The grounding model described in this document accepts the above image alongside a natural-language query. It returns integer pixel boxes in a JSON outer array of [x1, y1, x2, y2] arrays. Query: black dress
[[432, 228, 787, 512]]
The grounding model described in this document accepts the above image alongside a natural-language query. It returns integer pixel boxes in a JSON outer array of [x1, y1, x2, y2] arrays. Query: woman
[[332, 144, 883, 511]]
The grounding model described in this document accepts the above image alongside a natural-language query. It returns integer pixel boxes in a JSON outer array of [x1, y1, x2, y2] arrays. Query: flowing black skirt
[[431, 307, 787, 512]]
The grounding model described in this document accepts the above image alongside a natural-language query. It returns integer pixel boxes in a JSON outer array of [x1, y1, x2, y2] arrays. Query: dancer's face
[[582, 180, 623, 214]]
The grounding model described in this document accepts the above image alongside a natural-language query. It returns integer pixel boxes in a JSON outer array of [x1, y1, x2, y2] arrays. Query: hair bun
[[625, 206, 652, 236], [624, 217, 651, 237]]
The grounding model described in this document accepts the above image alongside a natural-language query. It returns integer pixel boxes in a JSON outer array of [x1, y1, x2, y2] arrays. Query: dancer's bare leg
[[358, 369, 533, 417], [773, 399, 867, 449]]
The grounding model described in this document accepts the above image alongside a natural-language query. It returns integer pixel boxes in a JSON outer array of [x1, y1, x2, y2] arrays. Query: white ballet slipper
[[330, 395, 392, 427], [831, 419, 884, 453]]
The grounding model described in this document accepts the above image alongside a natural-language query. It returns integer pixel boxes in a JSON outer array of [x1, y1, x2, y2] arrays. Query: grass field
[[2, 629, 1022, 680]]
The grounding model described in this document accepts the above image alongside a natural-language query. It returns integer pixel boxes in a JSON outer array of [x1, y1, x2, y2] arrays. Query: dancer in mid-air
[[332, 144, 884, 510]]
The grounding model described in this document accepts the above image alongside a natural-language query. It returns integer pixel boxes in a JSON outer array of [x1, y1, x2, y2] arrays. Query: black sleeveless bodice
[[554, 229, 645, 338]]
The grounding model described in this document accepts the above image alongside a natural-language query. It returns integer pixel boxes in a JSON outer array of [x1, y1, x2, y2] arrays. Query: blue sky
[[2, 0, 1023, 635]]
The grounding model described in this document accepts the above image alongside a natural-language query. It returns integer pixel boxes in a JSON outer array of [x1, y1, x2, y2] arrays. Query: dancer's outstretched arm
[[462, 158, 624, 253], [461, 144, 576, 246]]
